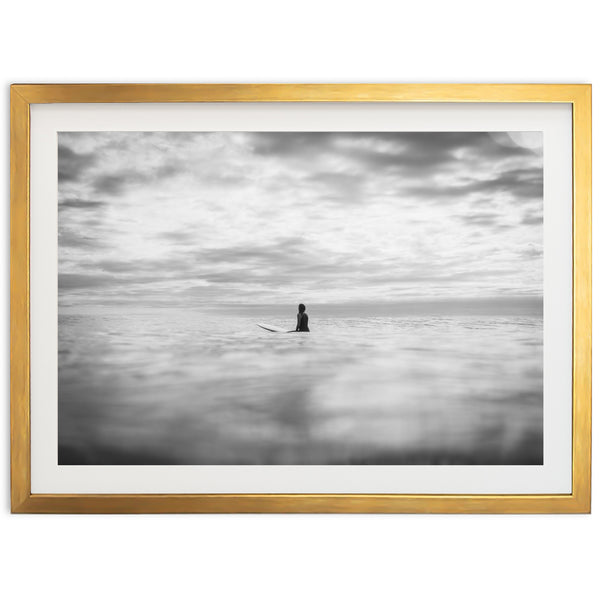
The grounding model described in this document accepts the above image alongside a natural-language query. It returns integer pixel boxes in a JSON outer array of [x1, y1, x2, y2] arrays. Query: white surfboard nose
[[256, 323, 288, 333]]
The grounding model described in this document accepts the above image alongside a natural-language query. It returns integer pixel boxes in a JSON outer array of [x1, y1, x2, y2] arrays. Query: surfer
[[296, 303, 310, 332]]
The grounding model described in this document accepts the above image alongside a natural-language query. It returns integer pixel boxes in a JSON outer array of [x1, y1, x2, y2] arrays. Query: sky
[[58, 131, 543, 312]]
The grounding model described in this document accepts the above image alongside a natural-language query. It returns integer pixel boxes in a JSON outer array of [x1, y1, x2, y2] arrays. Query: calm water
[[58, 311, 543, 465]]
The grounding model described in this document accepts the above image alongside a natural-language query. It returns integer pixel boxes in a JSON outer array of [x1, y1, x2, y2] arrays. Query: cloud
[[91, 164, 182, 196], [458, 213, 501, 227], [92, 172, 142, 195], [196, 237, 309, 266], [59, 198, 106, 210], [402, 167, 542, 203], [58, 144, 96, 182], [249, 132, 539, 179], [521, 214, 543, 225], [248, 132, 334, 158], [95, 257, 193, 275], [306, 171, 365, 204], [59, 230, 106, 249], [58, 131, 543, 308], [59, 273, 119, 289], [159, 231, 197, 244], [463, 168, 543, 200], [519, 244, 543, 259]]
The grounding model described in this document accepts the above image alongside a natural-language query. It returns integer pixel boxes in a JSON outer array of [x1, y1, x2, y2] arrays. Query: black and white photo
[[58, 131, 543, 466]]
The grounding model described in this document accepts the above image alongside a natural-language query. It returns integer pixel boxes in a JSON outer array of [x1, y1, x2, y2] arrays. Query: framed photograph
[[11, 84, 591, 513]]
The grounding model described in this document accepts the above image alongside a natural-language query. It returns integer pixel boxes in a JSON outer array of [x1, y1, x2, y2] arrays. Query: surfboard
[[257, 323, 294, 333]]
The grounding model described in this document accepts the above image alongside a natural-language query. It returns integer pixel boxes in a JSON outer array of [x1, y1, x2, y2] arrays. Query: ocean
[[58, 309, 543, 465]]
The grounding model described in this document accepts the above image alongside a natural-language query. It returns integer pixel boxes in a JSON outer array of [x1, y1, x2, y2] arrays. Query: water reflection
[[58, 312, 542, 464]]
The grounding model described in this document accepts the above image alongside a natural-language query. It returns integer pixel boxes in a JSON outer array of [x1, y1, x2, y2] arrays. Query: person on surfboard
[[296, 303, 310, 332]]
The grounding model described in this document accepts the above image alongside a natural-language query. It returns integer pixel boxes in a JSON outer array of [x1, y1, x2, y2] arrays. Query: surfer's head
[[298, 303, 306, 314]]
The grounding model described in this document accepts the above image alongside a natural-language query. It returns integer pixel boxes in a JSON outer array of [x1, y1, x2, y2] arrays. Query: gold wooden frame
[[10, 84, 591, 513]]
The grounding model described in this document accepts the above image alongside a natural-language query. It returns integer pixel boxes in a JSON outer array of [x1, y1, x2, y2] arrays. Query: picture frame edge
[[10, 83, 592, 515]]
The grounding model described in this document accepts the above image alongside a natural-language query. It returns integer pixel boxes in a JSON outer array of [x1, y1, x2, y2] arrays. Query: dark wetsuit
[[296, 312, 310, 332]]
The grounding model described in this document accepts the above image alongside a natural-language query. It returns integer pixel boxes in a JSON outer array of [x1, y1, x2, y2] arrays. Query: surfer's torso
[[297, 312, 310, 332]]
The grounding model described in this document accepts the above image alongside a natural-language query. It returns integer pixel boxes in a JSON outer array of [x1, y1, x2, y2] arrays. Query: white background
[[1, 1, 596, 599]]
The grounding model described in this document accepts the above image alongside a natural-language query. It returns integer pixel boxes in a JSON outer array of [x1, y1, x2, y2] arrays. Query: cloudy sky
[[58, 131, 542, 311]]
